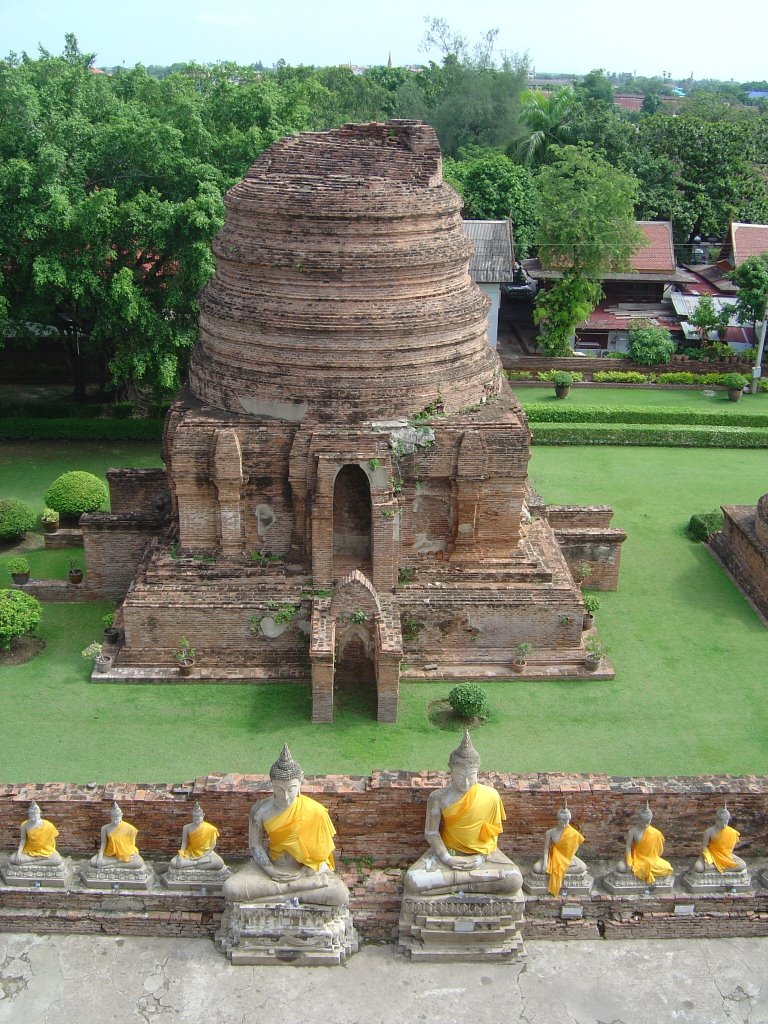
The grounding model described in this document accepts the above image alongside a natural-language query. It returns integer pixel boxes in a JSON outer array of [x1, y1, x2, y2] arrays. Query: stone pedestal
[[216, 901, 359, 966], [681, 868, 752, 894], [79, 861, 151, 890], [523, 869, 594, 897], [162, 863, 231, 892], [398, 891, 526, 963], [602, 871, 674, 895], [1, 858, 67, 889]]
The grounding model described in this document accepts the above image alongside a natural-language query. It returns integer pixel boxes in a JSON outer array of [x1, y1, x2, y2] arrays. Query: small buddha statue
[[169, 802, 225, 872], [221, 744, 349, 906], [90, 802, 145, 869], [10, 801, 63, 866], [693, 806, 746, 875], [532, 805, 587, 897], [403, 731, 522, 897], [615, 804, 673, 885]]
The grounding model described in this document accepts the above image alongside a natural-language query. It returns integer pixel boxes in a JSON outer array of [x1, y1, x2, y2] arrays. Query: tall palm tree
[[513, 86, 578, 166]]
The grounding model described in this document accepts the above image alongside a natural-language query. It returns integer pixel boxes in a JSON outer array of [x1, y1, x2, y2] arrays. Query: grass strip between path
[[531, 422, 768, 447]]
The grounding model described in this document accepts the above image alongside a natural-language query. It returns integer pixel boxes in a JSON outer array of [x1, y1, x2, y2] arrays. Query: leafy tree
[[532, 147, 643, 354], [627, 320, 675, 364], [687, 295, 731, 343], [576, 69, 613, 105], [513, 87, 578, 166], [443, 152, 536, 254], [730, 253, 768, 388]]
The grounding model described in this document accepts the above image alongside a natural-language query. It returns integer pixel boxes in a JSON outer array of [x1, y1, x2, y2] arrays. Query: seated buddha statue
[[615, 805, 673, 885], [169, 802, 225, 872], [90, 802, 145, 869], [532, 805, 587, 896], [222, 744, 349, 907], [10, 801, 63, 866], [693, 807, 746, 875], [403, 731, 522, 897]]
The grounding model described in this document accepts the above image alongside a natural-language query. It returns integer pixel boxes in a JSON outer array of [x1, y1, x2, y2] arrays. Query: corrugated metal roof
[[669, 292, 738, 319], [462, 220, 515, 283]]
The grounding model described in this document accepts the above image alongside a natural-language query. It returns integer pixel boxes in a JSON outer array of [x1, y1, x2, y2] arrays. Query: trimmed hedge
[[688, 509, 724, 541], [524, 404, 768, 427], [530, 423, 768, 447], [45, 471, 109, 516], [0, 499, 36, 541], [0, 589, 41, 650], [0, 419, 164, 441]]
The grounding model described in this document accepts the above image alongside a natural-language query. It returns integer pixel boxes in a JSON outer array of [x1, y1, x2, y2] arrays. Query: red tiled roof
[[631, 221, 676, 272], [730, 223, 768, 266], [613, 94, 644, 111]]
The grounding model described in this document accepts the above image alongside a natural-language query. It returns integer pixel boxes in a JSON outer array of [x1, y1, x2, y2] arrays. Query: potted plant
[[102, 612, 119, 644], [176, 636, 195, 677], [582, 594, 600, 631], [552, 371, 574, 399], [584, 635, 607, 671], [513, 641, 532, 672], [6, 556, 30, 586], [575, 562, 593, 589], [82, 641, 112, 674], [68, 559, 83, 585], [722, 372, 748, 402], [41, 507, 59, 534]]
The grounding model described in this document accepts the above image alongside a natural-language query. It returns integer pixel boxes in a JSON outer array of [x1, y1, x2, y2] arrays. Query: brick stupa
[[83, 121, 624, 720]]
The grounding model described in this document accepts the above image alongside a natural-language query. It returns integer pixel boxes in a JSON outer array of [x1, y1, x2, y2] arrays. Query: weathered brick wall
[[81, 513, 167, 601], [714, 507, 768, 618], [106, 469, 170, 516]]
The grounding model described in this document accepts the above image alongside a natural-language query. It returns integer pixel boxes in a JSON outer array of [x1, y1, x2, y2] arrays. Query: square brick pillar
[[311, 656, 335, 723], [375, 652, 401, 723]]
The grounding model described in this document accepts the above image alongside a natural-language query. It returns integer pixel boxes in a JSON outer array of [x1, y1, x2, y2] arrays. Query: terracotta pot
[[512, 660, 526, 673], [554, 385, 570, 399], [42, 520, 59, 534], [68, 568, 83, 585], [178, 660, 194, 677], [727, 388, 743, 402]]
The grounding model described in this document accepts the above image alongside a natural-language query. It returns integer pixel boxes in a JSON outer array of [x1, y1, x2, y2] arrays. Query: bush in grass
[[537, 370, 584, 383], [44, 471, 108, 517], [0, 589, 41, 650], [592, 370, 651, 384], [0, 499, 36, 541], [688, 509, 724, 541], [627, 320, 675, 365], [721, 373, 748, 391], [448, 683, 489, 721]]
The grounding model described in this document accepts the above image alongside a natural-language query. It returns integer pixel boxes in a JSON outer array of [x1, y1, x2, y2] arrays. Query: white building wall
[[479, 283, 501, 350]]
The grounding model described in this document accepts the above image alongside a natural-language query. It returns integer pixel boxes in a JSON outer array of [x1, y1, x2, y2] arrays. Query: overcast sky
[[1, 0, 762, 81]]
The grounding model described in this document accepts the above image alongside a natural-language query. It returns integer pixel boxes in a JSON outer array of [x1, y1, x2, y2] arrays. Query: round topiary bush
[[0, 499, 36, 541], [0, 589, 41, 650], [448, 683, 489, 721], [44, 471, 109, 518]]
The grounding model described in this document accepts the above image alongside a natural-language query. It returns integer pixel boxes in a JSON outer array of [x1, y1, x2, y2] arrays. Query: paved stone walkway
[[1, 933, 767, 1023]]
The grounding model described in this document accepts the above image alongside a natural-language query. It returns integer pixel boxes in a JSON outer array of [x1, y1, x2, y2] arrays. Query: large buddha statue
[[693, 807, 746, 875], [221, 744, 349, 906], [90, 802, 145, 869], [530, 805, 589, 897], [615, 805, 673, 886], [403, 731, 522, 896], [10, 801, 63, 867]]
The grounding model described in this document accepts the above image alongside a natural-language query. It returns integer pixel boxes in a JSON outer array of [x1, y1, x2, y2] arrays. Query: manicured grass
[[513, 385, 768, 418], [0, 444, 766, 781]]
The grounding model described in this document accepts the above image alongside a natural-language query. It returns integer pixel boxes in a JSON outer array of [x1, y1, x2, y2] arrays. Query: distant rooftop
[[462, 220, 515, 283]]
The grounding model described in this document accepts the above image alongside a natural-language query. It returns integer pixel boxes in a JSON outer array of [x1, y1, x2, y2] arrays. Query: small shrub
[[552, 371, 574, 387], [537, 370, 583, 383], [350, 610, 367, 624], [688, 509, 724, 541], [504, 370, 534, 381], [40, 507, 59, 525], [627, 320, 675, 365], [721, 373, 748, 391], [448, 683, 489, 721], [0, 499, 36, 541], [592, 370, 650, 384], [81, 642, 103, 660], [398, 567, 415, 585], [6, 556, 30, 575], [582, 594, 601, 614], [584, 636, 607, 660], [0, 589, 41, 650], [44, 471, 108, 517]]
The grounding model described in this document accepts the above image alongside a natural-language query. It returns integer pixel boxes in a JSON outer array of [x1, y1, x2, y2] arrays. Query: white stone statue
[[10, 801, 63, 866], [693, 806, 746, 875], [531, 805, 588, 896], [169, 802, 225, 872], [90, 802, 145, 869]]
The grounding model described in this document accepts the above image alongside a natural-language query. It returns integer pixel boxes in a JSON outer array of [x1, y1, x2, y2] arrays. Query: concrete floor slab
[[1, 933, 768, 1024]]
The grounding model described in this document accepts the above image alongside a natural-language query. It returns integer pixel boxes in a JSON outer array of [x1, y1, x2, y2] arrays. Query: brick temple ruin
[[81, 120, 625, 721], [711, 492, 768, 625]]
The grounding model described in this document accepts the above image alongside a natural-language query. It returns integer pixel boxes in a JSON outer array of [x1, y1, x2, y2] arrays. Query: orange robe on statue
[[22, 820, 59, 858], [703, 825, 741, 873], [105, 822, 140, 862], [264, 795, 336, 872], [546, 824, 585, 896], [440, 783, 505, 856], [626, 825, 672, 884]]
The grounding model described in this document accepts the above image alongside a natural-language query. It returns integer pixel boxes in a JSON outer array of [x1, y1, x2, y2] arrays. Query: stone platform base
[[602, 871, 674, 895], [680, 868, 752, 893], [523, 870, 594, 897], [1, 858, 68, 889], [216, 901, 358, 966], [79, 862, 151, 890], [162, 864, 230, 892], [398, 891, 526, 962]]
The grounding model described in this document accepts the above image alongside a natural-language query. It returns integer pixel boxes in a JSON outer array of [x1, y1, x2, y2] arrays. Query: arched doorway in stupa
[[332, 464, 372, 580]]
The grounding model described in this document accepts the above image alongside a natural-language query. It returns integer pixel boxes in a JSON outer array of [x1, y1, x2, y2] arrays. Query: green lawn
[[1, 442, 767, 782], [513, 384, 768, 418]]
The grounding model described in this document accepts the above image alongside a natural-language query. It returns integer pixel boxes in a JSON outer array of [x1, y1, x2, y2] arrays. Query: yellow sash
[[179, 821, 220, 860], [703, 825, 740, 872], [22, 820, 59, 858], [105, 821, 140, 862], [264, 794, 336, 872], [440, 783, 505, 856], [626, 825, 672, 884], [546, 824, 585, 897]]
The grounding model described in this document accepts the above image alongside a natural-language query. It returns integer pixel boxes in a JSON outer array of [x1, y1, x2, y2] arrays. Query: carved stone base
[[162, 864, 231, 892], [79, 862, 151, 890], [1, 858, 67, 888], [523, 869, 594, 897], [680, 868, 752, 894], [398, 890, 526, 962], [216, 901, 359, 966], [602, 871, 674, 895]]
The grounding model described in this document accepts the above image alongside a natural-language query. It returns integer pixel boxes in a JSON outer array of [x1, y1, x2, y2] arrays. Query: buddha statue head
[[637, 803, 653, 827], [269, 743, 304, 810], [556, 804, 572, 828], [110, 801, 123, 824], [27, 800, 42, 825], [192, 801, 205, 826], [715, 805, 731, 829], [448, 730, 481, 792]]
